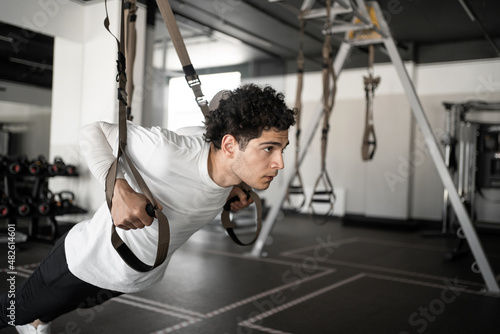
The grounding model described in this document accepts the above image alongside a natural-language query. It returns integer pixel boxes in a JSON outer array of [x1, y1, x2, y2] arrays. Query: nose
[[271, 152, 285, 170]]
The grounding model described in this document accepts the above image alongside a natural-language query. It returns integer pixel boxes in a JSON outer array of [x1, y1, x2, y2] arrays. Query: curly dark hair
[[204, 84, 296, 150]]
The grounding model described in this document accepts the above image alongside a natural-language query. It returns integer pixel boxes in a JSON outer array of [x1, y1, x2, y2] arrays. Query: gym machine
[[439, 101, 500, 261], [251, 0, 500, 294]]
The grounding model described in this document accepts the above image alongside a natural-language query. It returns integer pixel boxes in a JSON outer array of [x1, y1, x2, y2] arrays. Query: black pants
[[0, 233, 122, 328]]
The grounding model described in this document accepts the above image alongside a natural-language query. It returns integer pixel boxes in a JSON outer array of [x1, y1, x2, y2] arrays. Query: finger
[[118, 218, 145, 230], [116, 224, 130, 231], [142, 217, 154, 227], [231, 202, 245, 211], [130, 218, 147, 229]]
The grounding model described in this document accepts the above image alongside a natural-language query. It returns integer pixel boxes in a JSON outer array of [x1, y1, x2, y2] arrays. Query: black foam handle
[[145, 203, 155, 217], [223, 189, 250, 211]]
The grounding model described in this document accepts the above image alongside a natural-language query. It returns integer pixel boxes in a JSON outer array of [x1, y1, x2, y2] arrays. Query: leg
[[0, 233, 122, 329]]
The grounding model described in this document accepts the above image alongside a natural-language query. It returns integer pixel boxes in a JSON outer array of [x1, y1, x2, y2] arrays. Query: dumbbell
[[8, 155, 29, 175], [48, 157, 66, 176], [0, 196, 13, 219], [37, 191, 56, 215], [29, 155, 49, 175], [17, 198, 33, 217], [65, 164, 77, 176]]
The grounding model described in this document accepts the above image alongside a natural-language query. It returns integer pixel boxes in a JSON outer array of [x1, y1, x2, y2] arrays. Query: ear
[[221, 134, 237, 157]]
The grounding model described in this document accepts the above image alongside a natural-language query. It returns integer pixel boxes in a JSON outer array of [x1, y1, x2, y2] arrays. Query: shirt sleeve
[[79, 121, 124, 188]]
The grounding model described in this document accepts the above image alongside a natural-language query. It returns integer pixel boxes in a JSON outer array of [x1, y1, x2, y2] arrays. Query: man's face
[[232, 128, 289, 190]]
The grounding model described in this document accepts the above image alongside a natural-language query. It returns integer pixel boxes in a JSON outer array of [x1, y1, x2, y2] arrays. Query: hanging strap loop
[[361, 44, 380, 161], [220, 183, 262, 246], [309, 0, 337, 224], [286, 9, 307, 211], [104, 0, 170, 272], [124, 0, 138, 121]]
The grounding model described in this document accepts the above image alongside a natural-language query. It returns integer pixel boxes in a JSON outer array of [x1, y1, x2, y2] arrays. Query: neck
[[208, 143, 240, 188]]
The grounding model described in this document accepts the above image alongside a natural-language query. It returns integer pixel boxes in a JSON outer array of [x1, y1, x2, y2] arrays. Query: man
[[0, 83, 296, 333]]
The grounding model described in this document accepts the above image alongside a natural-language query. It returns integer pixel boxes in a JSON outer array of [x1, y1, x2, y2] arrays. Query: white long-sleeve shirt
[[65, 121, 231, 293]]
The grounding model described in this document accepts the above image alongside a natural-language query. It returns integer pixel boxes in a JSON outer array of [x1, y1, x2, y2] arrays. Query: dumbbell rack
[[0, 155, 87, 242]]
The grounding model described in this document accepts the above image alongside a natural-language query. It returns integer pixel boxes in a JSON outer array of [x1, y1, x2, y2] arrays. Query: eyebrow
[[259, 141, 290, 148]]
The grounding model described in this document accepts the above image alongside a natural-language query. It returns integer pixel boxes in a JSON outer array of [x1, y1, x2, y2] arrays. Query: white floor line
[[201, 248, 334, 271], [238, 273, 366, 334], [285, 253, 485, 288], [204, 269, 335, 318], [149, 318, 204, 334], [241, 322, 291, 334], [238, 270, 500, 334], [353, 237, 469, 252], [112, 297, 201, 321], [151, 269, 336, 334], [280, 237, 361, 256], [0, 264, 37, 278], [364, 272, 500, 297], [0, 262, 39, 272], [119, 294, 206, 318]]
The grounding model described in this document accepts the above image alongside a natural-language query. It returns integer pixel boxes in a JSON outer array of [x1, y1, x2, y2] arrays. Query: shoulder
[[129, 123, 206, 150], [175, 126, 205, 137]]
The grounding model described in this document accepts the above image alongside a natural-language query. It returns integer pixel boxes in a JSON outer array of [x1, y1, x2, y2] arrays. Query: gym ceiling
[[0, 0, 499, 89]]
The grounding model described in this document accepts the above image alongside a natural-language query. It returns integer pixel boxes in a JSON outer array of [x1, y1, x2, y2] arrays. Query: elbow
[[79, 122, 101, 156]]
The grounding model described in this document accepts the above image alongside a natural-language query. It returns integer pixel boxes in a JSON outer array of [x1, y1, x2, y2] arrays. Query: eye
[[264, 146, 273, 153]]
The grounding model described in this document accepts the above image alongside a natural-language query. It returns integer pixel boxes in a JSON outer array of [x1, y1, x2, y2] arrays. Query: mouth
[[265, 174, 278, 182]]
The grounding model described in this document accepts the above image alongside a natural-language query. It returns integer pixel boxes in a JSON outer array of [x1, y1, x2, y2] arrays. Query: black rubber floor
[[1, 213, 500, 333]]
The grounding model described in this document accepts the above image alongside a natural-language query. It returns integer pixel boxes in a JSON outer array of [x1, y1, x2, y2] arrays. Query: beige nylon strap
[[309, 0, 337, 223], [286, 10, 307, 211], [104, 0, 170, 272], [361, 44, 379, 161], [220, 183, 262, 246], [155, 0, 210, 116], [124, 0, 137, 121]]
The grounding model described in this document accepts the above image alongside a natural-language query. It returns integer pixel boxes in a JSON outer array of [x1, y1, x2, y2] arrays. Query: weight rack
[[0, 154, 87, 243]]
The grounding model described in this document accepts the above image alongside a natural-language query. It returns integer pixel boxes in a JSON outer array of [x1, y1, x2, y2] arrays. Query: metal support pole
[[383, 36, 499, 293]]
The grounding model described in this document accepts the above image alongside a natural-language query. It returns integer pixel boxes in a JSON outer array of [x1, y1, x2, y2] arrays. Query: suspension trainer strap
[[155, 0, 209, 116], [285, 10, 307, 211], [124, 0, 138, 121], [361, 44, 379, 161], [309, 0, 337, 223], [220, 183, 263, 246], [155, 1, 263, 246], [104, 0, 170, 272], [319, 0, 337, 172]]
